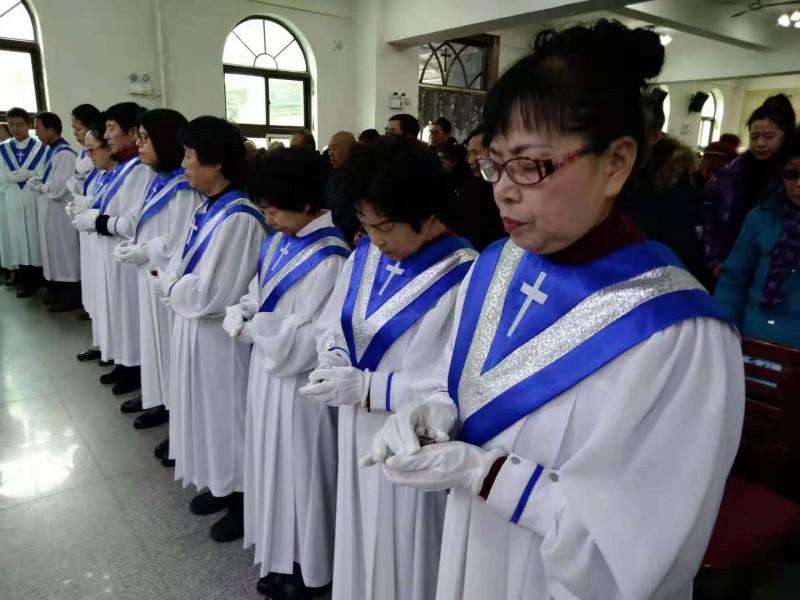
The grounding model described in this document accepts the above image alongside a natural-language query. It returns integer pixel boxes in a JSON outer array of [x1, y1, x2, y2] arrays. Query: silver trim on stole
[[351, 243, 478, 364], [459, 240, 706, 420]]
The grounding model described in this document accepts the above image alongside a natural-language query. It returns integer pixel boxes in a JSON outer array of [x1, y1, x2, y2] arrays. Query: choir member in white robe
[[300, 140, 477, 600], [151, 116, 266, 542], [73, 103, 152, 393], [224, 148, 350, 598], [0, 107, 46, 295], [111, 109, 202, 428], [366, 22, 745, 600], [29, 112, 80, 311]]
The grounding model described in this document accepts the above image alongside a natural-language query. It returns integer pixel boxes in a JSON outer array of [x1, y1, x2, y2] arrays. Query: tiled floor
[[0, 288, 266, 599]]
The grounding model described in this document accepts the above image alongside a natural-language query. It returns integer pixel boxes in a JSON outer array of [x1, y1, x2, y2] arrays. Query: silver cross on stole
[[506, 271, 549, 337], [378, 260, 404, 296]]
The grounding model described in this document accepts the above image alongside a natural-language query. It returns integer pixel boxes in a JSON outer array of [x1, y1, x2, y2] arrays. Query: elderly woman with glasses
[[364, 20, 744, 600], [714, 131, 800, 349]]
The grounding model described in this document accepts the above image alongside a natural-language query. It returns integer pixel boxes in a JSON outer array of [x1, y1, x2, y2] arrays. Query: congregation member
[[692, 141, 738, 190], [290, 129, 316, 151], [429, 116, 456, 149], [0, 107, 45, 296], [224, 148, 349, 598], [365, 21, 744, 600], [325, 130, 358, 244], [72, 103, 152, 394], [358, 128, 381, 145], [151, 116, 266, 542], [110, 109, 202, 429], [301, 139, 478, 600], [29, 112, 80, 312], [384, 113, 420, 141], [715, 131, 800, 348], [704, 94, 796, 275]]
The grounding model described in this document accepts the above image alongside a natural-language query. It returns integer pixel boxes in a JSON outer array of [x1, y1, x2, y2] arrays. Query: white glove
[[73, 194, 93, 210], [8, 169, 35, 183], [65, 202, 78, 218], [149, 268, 176, 298], [66, 177, 83, 195], [222, 305, 245, 338], [237, 321, 255, 344], [316, 344, 351, 371], [113, 241, 149, 265], [380, 441, 505, 495], [299, 366, 372, 407], [72, 209, 99, 232], [25, 178, 43, 193], [360, 397, 458, 466]]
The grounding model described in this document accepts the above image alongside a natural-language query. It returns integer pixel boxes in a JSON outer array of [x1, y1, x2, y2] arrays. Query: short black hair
[[359, 129, 381, 144], [642, 95, 666, 135], [747, 94, 796, 137], [36, 112, 62, 135], [139, 109, 188, 172], [105, 102, 146, 132], [438, 142, 467, 164], [6, 107, 32, 123], [179, 116, 246, 185], [85, 115, 109, 148], [71, 104, 101, 127], [719, 133, 741, 148], [344, 138, 449, 233], [389, 113, 420, 137], [247, 147, 324, 213], [786, 127, 800, 160], [292, 129, 317, 151], [483, 19, 664, 170], [433, 117, 452, 134]]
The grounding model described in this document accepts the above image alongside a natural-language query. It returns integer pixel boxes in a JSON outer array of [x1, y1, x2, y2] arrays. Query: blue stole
[[134, 168, 189, 242], [341, 235, 477, 371], [42, 139, 77, 183], [0, 139, 46, 189], [83, 168, 100, 195], [180, 190, 266, 275], [257, 226, 350, 313], [450, 239, 729, 447], [95, 156, 141, 213]]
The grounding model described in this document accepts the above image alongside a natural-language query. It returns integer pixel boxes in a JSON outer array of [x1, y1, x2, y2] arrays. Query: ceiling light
[[791, 10, 800, 21], [795, 21, 800, 29], [659, 34, 672, 45], [778, 13, 791, 27]]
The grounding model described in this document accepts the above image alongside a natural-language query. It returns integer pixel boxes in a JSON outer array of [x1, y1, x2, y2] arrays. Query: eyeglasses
[[476, 146, 596, 186], [781, 168, 800, 182], [137, 130, 150, 144]]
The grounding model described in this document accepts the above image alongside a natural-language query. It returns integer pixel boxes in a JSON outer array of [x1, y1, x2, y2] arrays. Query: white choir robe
[[94, 162, 151, 365], [67, 151, 96, 309], [239, 212, 346, 587], [166, 208, 266, 497], [411, 269, 745, 600], [0, 137, 45, 268], [37, 145, 80, 282], [316, 254, 463, 600]]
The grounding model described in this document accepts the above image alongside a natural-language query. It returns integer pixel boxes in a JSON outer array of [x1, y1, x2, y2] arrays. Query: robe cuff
[[369, 371, 396, 413], [485, 453, 563, 536], [95, 214, 112, 236]]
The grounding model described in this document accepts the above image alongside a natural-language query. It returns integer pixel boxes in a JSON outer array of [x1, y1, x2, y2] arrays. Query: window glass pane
[[254, 54, 278, 70], [234, 19, 265, 56], [247, 137, 267, 150], [0, 2, 35, 41], [275, 40, 307, 72], [269, 78, 304, 126], [223, 33, 255, 67], [460, 45, 483, 89], [0, 49, 37, 111], [419, 46, 443, 85], [225, 73, 266, 125], [268, 136, 292, 148], [701, 94, 715, 118], [264, 20, 295, 57]]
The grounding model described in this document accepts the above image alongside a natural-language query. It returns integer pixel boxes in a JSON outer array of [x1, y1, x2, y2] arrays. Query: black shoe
[[16, 287, 37, 299], [256, 573, 285, 596], [98, 359, 114, 367], [120, 396, 144, 414], [261, 568, 313, 600], [161, 457, 175, 467], [154, 438, 169, 460], [76, 348, 101, 362], [189, 491, 231, 516], [134, 406, 168, 429], [42, 290, 58, 306], [209, 511, 244, 543], [100, 365, 123, 384], [112, 379, 140, 395], [49, 303, 80, 313]]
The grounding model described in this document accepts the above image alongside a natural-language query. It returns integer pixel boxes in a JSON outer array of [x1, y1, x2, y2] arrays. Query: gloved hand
[[316, 344, 351, 371], [360, 397, 458, 466], [66, 177, 83, 195], [73, 194, 93, 210], [8, 169, 35, 183], [237, 321, 255, 344], [380, 441, 505, 495], [149, 268, 176, 298], [299, 366, 372, 407], [25, 178, 43, 193], [72, 209, 99, 232], [222, 305, 245, 338], [113, 241, 149, 265], [65, 202, 78, 218]]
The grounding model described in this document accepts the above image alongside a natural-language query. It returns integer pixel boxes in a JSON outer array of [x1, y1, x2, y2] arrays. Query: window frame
[[222, 17, 312, 141], [698, 91, 719, 148], [0, 0, 46, 121]]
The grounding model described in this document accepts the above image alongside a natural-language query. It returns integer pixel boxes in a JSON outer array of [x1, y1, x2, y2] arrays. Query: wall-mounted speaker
[[689, 92, 709, 113]]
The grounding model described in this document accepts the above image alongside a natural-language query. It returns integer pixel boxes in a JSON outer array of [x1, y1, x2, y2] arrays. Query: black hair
[[465, 127, 486, 146], [433, 116, 452, 135], [785, 127, 800, 160], [344, 138, 449, 232], [85, 114, 109, 147], [6, 107, 32, 123], [438, 142, 467, 165], [247, 147, 325, 213], [719, 133, 741, 148], [105, 102, 146, 132], [359, 129, 381, 144], [389, 113, 420, 137], [0, 123, 9, 136], [179, 116, 246, 185], [482, 19, 664, 169], [747, 94, 796, 137], [71, 104, 101, 127], [36, 111, 63, 135], [292, 129, 317, 151], [139, 109, 188, 172], [642, 95, 666, 135]]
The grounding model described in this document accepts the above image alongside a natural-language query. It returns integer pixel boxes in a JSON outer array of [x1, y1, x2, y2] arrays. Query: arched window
[[697, 90, 723, 148], [0, 1, 45, 121], [223, 17, 311, 148], [661, 87, 671, 134]]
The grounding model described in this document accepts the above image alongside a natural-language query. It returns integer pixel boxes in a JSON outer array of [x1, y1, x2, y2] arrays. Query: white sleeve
[[145, 188, 203, 268], [40, 152, 75, 200], [314, 253, 355, 359], [483, 319, 744, 600]]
